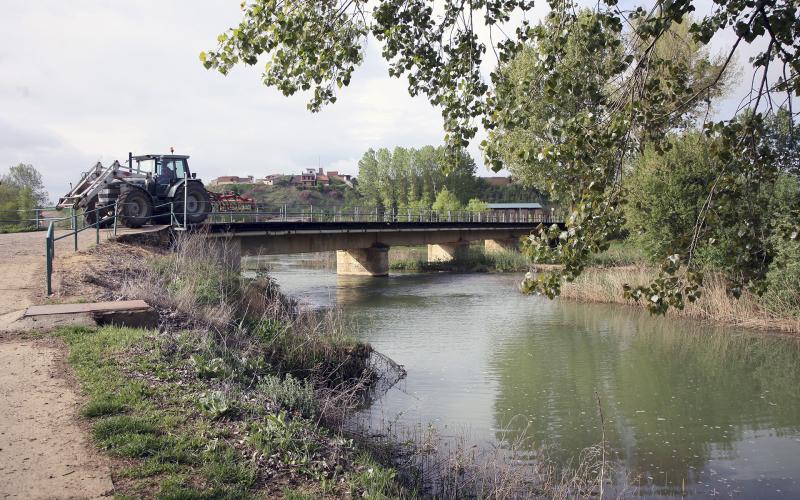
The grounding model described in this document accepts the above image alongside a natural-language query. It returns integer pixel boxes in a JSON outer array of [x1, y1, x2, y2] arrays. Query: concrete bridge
[[203, 220, 562, 276]]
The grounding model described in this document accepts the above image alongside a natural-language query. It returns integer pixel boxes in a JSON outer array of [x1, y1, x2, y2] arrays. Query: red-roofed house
[[481, 176, 511, 186]]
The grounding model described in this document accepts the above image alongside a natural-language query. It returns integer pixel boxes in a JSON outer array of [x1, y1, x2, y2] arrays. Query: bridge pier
[[484, 238, 519, 253], [427, 242, 469, 262], [336, 246, 389, 276]]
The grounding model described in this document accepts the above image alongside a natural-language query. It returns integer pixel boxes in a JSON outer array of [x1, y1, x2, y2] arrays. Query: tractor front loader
[[57, 153, 212, 229]]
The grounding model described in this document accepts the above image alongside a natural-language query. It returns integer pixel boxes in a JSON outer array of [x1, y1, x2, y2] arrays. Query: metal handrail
[[199, 202, 564, 225], [44, 201, 177, 295]]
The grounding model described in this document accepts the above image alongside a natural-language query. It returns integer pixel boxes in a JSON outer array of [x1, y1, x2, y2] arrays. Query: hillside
[[207, 182, 354, 212]]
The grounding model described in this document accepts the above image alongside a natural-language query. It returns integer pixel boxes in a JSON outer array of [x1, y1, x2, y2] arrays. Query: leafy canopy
[[431, 187, 462, 212], [356, 146, 478, 210], [466, 198, 489, 212], [0, 163, 48, 228], [205, 0, 800, 312]]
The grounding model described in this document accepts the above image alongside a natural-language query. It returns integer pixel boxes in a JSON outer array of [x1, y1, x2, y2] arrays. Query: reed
[[552, 266, 800, 333]]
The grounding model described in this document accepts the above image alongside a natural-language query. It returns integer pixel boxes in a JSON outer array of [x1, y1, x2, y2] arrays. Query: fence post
[[35, 209, 40, 230], [44, 236, 53, 295], [183, 170, 189, 229], [70, 207, 75, 230], [113, 203, 118, 236], [72, 211, 78, 251], [46, 236, 52, 296], [95, 214, 100, 245]]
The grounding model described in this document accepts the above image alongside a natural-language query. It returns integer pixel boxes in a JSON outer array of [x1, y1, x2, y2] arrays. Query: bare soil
[[0, 230, 116, 499], [0, 339, 114, 498]]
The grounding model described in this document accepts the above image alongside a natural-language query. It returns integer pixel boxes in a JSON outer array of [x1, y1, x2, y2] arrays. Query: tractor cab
[[130, 154, 196, 198]]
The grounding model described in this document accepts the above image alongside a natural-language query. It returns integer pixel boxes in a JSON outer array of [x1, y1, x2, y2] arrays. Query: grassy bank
[[0, 224, 44, 234], [555, 266, 800, 333], [57, 233, 408, 498], [60, 324, 404, 498], [56, 233, 620, 498]]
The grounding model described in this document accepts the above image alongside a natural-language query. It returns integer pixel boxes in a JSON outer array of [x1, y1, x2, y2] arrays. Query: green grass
[[54, 232, 413, 497], [58, 322, 409, 498], [347, 453, 405, 499], [59, 327, 216, 491], [81, 396, 128, 417], [0, 224, 44, 233], [257, 374, 316, 416]]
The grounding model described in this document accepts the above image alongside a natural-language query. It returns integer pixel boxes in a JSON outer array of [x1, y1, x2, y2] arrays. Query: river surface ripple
[[249, 255, 800, 498]]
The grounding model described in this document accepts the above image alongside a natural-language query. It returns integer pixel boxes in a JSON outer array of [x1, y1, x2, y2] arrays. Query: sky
[[0, 1, 771, 201]]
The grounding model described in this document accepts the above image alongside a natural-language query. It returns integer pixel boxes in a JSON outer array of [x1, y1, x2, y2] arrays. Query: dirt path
[[0, 229, 116, 499], [0, 341, 113, 498], [0, 231, 49, 323], [0, 230, 114, 320]]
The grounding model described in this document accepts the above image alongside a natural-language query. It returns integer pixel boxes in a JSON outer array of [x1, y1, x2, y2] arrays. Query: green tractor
[[58, 153, 213, 228]]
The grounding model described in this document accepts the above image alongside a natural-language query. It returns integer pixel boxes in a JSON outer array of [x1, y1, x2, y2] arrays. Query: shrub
[[249, 411, 317, 466], [197, 390, 235, 419], [189, 354, 230, 379], [431, 187, 462, 212], [257, 374, 316, 416]]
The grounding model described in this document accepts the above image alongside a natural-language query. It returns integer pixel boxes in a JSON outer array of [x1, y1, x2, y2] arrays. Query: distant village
[[212, 168, 355, 188], [210, 167, 513, 190]]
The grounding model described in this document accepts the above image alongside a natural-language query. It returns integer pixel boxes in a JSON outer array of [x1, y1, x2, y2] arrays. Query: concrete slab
[[2, 312, 98, 334], [25, 300, 151, 317]]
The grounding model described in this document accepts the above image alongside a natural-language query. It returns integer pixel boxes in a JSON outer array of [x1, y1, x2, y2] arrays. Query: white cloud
[[0, 1, 449, 199], [0, 0, 783, 202]]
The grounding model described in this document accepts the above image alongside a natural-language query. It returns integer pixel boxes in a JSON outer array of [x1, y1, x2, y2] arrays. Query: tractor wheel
[[173, 183, 212, 225], [84, 200, 113, 228], [118, 188, 153, 228]]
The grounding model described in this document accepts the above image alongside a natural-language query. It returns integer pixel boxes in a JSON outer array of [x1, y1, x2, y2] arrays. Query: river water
[[249, 255, 800, 498]]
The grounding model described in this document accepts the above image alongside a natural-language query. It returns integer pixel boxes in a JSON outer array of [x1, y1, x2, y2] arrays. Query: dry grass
[[549, 265, 800, 333], [350, 413, 632, 499], [63, 232, 394, 424]]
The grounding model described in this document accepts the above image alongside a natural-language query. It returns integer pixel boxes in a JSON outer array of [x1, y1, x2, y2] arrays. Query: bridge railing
[[42, 202, 564, 295], [205, 204, 564, 225]]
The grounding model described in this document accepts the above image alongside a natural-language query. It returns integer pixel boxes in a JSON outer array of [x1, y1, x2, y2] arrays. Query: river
[[247, 254, 800, 498]]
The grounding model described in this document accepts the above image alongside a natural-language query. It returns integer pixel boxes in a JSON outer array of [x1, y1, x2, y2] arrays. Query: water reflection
[[254, 256, 800, 498], [490, 303, 800, 495]]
